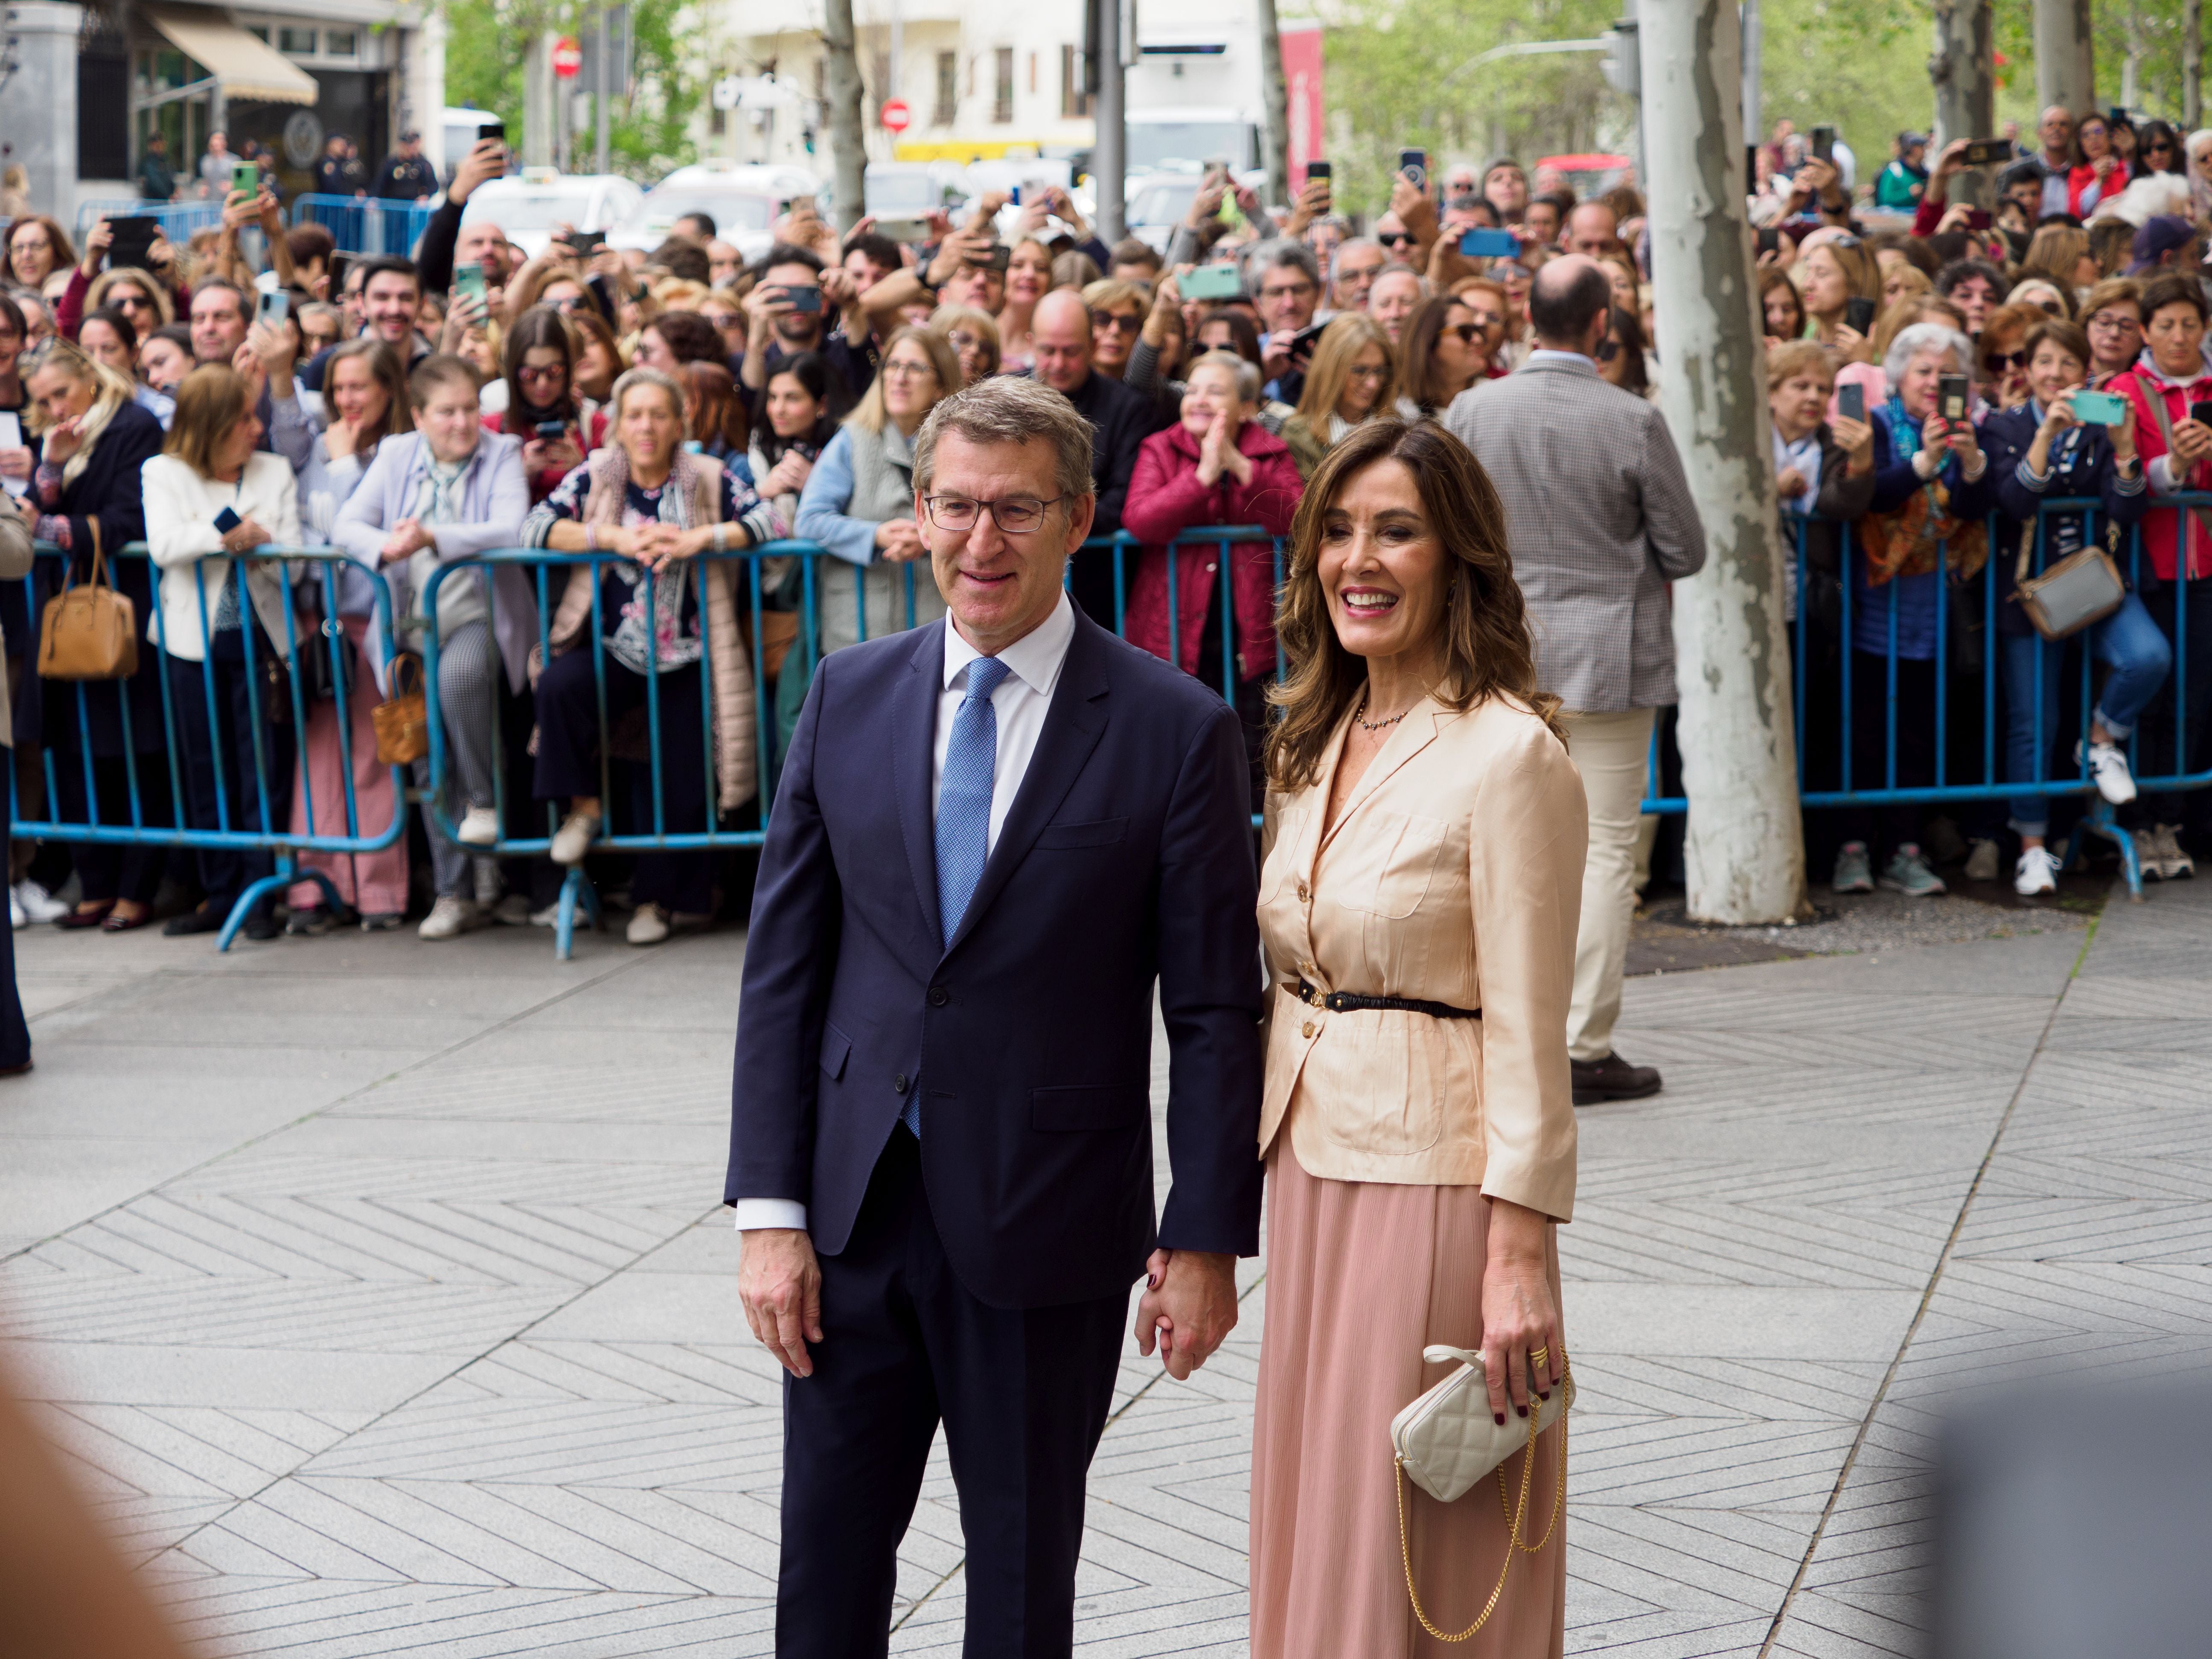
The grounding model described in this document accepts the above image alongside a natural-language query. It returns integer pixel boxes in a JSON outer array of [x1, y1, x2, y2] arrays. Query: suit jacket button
[[1301, 1021, 1316, 1039], [927, 986, 949, 1007], [894, 1073, 911, 1094]]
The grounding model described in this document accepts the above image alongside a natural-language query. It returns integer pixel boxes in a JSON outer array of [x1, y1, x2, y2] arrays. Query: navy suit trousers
[[777, 1131, 1126, 1659]]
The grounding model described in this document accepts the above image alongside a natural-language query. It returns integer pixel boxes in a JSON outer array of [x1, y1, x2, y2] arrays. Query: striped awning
[[143, 7, 320, 106]]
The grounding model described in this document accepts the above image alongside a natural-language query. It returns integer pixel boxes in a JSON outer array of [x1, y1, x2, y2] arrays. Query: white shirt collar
[[942, 588, 1077, 698]]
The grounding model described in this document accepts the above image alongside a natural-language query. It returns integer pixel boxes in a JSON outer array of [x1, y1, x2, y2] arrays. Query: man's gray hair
[[1883, 322, 1972, 391], [1244, 237, 1321, 289], [1329, 237, 1383, 283], [913, 375, 1097, 504]]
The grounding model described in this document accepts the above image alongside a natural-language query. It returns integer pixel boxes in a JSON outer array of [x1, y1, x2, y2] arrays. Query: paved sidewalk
[[0, 879, 2202, 1656]]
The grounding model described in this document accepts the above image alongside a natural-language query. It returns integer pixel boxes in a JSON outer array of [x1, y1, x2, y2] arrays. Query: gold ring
[[1529, 1346, 1549, 1364]]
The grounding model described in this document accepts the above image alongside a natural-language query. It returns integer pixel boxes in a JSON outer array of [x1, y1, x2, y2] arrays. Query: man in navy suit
[[727, 374, 1265, 1657]]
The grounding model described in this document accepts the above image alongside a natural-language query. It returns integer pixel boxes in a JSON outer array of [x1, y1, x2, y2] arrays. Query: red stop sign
[[880, 98, 911, 134], [552, 36, 582, 79]]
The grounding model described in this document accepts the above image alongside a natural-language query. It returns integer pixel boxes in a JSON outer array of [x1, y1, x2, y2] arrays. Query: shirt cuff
[[732, 1199, 809, 1231], [2151, 453, 2181, 495]]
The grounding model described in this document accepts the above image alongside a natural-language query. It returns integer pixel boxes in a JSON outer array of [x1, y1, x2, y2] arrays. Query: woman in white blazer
[[142, 362, 300, 940]]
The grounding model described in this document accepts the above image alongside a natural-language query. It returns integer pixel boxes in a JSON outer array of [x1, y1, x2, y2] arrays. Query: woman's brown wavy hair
[[1263, 418, 1561, 790]]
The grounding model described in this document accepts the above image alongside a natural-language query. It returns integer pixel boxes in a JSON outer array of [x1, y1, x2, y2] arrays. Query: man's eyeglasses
[[1260, 282, 1316, 302], [922, 494, 1067, 533], [1377, 231, 1415, 247], [1089, 309, 1141, 334]]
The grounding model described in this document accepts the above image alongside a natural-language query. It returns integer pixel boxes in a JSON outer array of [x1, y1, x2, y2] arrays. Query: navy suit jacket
[[726, 607, 1266, 1310]]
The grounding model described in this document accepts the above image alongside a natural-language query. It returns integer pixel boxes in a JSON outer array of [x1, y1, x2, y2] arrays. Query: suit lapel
[[943, 612, 1112, 957], [891, 624, 946, 947], [1318, 695, 1452, 856]]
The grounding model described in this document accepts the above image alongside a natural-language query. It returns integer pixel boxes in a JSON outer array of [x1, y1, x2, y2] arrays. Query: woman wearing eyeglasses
[[2066, 114, 2130, 219], [4, 217, 73, 294], [1280, 314, 1396, 480], [485, 306, 602, 504], [793, 326, 960, 658], [2081, 278, 2146, 388], [927, 305, 1002, 387]]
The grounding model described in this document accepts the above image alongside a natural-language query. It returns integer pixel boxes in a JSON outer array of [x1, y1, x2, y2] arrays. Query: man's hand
[[740, 1227, 824, 1377], [451, 138, 506, 207], [1134, 1249, 1238, 1381]]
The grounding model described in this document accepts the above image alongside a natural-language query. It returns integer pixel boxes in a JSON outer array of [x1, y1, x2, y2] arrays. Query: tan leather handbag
[[38, 521, 138, 681], [2016, 535, 2127, 641], [372, 652, 428, 765]]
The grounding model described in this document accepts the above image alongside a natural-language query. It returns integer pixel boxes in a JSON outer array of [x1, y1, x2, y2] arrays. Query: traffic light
[[1601, 20, 1640, 97]]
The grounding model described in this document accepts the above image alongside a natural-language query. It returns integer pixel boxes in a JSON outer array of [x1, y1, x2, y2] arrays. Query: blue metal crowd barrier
[[15, 499, 2212, 954], [1639, 494, 2212, 899], [419, 527, 1281, 958], [288, 195, 434, 257], [72, 198, 227, 243], [9, 544, 406, 949]]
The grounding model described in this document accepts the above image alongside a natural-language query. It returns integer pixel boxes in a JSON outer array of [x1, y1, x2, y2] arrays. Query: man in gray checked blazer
[[1445, 255, 1706, 1106]]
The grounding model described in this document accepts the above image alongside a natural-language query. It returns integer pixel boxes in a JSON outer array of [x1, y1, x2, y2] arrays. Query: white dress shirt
[[734, 592, 1079, 1233]]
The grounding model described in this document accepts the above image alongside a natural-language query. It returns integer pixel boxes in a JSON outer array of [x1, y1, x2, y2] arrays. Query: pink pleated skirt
[[1249, 1143, 1567, 1659]]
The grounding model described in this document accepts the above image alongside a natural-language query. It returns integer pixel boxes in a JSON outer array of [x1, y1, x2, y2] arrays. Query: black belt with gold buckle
[[1291, 977, 1480, 1019]]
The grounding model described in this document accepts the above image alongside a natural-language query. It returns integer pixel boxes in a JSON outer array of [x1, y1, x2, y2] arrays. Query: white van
[[609, 162, 823, 263]]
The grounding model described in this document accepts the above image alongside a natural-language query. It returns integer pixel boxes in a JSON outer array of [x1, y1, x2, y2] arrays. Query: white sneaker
[[2135, 828, 2166, 881], [529, 900, 561, 928], [2078, 739, 2138, 805], [550, 812, 601, 866], [627, 902, 671, 946], [417, 895, 481, 939], [1964, 838, 2002, 882], [15, 879, 67, 925], [457, 805, 501, 847], [2015, 846, 2062, 896]]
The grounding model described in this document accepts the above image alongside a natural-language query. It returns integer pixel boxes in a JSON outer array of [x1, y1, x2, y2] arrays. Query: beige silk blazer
[[1257, 692, 1587, 1220]]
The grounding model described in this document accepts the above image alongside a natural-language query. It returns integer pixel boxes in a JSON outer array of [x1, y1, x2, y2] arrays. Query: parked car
[[460, 169, 643, 260], [609, 162, 823, 262], [1535, 152, 1635, 201]]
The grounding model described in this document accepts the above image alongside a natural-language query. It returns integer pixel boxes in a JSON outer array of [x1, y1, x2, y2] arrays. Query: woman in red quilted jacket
[[1121, 349, 1304, 807]]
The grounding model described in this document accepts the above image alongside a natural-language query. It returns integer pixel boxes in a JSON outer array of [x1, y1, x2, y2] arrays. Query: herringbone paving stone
[[7, 883, 2209, 1653]]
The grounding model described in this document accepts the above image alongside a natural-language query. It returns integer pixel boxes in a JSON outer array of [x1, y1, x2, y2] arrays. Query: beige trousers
[[1562, 706, 1657, 1062]]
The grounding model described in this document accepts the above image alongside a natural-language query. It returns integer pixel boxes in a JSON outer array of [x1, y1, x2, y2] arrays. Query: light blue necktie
[[908, 655, 1011, 1136]]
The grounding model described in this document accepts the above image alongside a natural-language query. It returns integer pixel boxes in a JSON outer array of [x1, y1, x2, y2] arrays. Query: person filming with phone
[[739, 243, 870, 417], [2111, 274, 2212, 875], [1982, 320, 2163, 893]]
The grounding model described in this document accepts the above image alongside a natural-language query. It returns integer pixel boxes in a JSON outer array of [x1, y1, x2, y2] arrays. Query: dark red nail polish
[[1516, 1405, 1528, 1417], [1540, 1391, 1551, 1401]]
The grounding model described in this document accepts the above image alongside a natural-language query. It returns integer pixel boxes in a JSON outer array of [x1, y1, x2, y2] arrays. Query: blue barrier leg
[[216, 851, 322, 951], [554, 864, 601, 962], [2074, 798, 2145, 902]]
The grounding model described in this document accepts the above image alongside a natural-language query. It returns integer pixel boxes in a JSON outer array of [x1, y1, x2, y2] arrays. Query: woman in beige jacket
[[1249, 419, 1586, 1658]]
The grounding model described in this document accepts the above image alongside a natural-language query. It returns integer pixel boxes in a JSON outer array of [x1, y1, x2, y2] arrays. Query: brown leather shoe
[[1571, 1051, 1662, 1106]]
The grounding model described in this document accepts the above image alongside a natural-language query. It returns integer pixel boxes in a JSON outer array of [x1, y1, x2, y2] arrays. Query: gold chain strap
[[1502, 1355, 1574, 1554], [1394, 1353, 1572, 1644]]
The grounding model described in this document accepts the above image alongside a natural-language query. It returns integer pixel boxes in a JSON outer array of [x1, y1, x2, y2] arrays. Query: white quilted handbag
[[1387, 1343, 1574, 1642]]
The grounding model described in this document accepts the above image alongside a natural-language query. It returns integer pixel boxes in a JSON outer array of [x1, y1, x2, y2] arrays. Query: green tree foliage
[[1322, 0, 1630, 214], [442, 0, 704, 178]]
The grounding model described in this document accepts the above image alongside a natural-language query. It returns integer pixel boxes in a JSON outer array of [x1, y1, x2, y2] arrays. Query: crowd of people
[[0, 108, 2200, 1013], [1751, 102, 2212, 900]]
